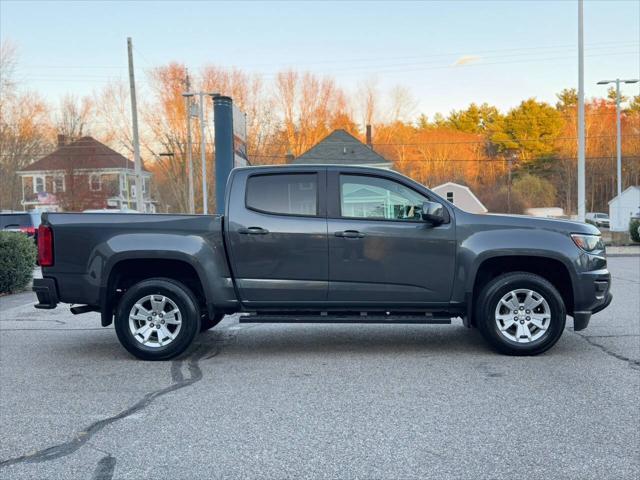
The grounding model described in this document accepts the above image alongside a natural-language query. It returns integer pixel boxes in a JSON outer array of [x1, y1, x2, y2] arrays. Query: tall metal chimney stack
[[365, 124, 372, 149], [285, 151, 295, 163]]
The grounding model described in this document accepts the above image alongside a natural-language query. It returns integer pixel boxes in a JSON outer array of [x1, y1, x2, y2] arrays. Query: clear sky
[[1, 0, 639, 118]]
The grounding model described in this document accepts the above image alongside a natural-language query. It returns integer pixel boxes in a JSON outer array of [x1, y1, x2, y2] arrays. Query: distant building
[[18, 135, 155, 212], [432, 182, 487, 214], [291, 129, 393, 169], [525, 207, 566, 218], [609, 186, 640, 231]]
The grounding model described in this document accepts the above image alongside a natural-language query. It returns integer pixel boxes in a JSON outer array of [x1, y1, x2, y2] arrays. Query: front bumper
[[571, 267, 612, 331], [33, 278, 59, 309]]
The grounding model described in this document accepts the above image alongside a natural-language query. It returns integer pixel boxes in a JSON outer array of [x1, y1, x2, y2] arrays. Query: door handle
[[335, 230, 364, 238], [238, 226, 269, 235]]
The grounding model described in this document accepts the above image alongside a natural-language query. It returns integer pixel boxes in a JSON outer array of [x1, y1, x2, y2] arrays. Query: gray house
[[291, 130, 392, 169]]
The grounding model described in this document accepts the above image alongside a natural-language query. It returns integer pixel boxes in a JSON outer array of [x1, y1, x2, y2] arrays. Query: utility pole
[[596, 78, 639, 230], [182, 91, 218, 214], [577, 0, 586, 222], [507, 155, 513, 214], [198, 92, 208, 214], [183, 75, 195, 214], [127, 37, 144, 213]]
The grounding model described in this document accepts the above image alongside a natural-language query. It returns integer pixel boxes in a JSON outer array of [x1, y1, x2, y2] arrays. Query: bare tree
[[356, 77, 378, 128], [56, 94, 93, 139], [0, 42, 53, 210], [388, 85, 417, 123], [93, 80, 135, 156]]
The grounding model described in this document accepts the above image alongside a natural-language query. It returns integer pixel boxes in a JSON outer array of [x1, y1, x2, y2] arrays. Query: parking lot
[[0, 256, 638, 480]]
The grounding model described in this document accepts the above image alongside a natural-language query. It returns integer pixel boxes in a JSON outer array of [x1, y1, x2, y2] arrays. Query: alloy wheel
[[128, 294, 182, 348], [494, 289, 551, 343]]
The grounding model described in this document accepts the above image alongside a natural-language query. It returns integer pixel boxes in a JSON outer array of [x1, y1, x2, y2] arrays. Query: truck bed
[[40, 212, 233, 309]]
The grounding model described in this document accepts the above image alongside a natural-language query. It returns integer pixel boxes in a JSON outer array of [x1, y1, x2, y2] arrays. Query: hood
[[461, 211, 601, 235]]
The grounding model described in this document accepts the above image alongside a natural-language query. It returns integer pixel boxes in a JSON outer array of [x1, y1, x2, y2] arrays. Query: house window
[[33, 176, 45, 194], [53, 175, 65, 193], [89, 174, 102, 191], [446, 191, 454, 204]]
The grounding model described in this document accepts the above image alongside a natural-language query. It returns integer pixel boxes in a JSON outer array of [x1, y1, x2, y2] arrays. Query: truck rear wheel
[[114, 278, 200, 361], [475, 272, 566, 356]]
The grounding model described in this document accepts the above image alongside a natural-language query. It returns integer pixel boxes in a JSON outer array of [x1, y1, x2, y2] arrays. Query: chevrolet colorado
[[33, 165, 612, 360]]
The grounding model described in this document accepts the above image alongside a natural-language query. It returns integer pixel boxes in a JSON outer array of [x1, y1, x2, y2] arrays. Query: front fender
[[453, 228, 581, 304]]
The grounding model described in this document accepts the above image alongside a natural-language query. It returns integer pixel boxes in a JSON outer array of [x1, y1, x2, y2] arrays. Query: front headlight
[[571, 233, 604, 252]]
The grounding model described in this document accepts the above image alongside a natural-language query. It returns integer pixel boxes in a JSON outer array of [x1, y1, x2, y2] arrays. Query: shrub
[[0, 232, 37, 294], [630, 219, 640, 243], [511, 174, 557, 209]]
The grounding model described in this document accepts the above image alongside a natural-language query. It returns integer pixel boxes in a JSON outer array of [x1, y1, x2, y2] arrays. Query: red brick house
[[18, 135, 155, 212]]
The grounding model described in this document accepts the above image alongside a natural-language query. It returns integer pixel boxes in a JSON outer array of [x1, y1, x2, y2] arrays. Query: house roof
[[19, 136, 147, 172], [608, 185, 640, 204], [292, 129, 391, 166], [432, 181, 488, 213]]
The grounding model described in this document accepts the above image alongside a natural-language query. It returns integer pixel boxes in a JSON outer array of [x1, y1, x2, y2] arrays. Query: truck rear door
[[225, 168, 328, 306]]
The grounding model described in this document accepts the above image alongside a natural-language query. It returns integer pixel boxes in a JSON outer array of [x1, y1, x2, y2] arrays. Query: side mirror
[[421, 201, 446, 225]]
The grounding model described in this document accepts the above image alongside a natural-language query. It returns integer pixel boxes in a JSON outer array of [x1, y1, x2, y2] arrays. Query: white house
[[609, 186, 640, 231], [432, 182, 487, 214]]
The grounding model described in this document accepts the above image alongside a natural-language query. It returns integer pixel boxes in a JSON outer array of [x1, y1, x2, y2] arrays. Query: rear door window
[[246, 173, 318, 216]]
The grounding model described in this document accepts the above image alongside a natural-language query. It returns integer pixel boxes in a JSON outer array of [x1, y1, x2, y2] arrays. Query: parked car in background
[[83, 208, 140, 213], [586, 212, 610, 228], [0, 211, 41, 243]]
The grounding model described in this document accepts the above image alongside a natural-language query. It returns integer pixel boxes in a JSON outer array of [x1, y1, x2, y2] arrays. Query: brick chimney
[[285, 151, 295, 163], [57, 134, 67, 147], [365, 124, 372, 150]]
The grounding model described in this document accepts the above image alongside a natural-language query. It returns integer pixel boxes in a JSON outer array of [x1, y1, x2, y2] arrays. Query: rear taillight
[[20, 226, 36, 235], [38, 225, 54, 266]]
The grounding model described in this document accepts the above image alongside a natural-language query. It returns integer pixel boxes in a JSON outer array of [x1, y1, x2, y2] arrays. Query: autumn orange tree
[[4, 43, 638, 216]]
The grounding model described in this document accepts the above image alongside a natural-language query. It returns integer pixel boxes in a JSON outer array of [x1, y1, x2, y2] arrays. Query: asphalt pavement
[[0, 257, 638, 480]]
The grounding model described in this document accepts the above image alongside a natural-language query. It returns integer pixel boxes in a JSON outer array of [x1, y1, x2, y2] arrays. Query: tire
[[475, 272, 566, 356], [200, 313, 224, 332], [114, 278, 200, 361]]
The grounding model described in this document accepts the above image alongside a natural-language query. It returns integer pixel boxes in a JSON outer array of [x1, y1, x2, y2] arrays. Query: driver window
[[340, 174, 427, 221]]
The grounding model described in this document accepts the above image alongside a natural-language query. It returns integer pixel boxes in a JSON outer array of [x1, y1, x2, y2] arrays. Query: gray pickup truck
[[33, 165, 612, 360]]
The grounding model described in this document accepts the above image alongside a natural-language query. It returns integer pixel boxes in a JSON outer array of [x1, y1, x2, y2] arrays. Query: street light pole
[[615, 79, 622, 197], [577, 0, 585, 222], [185, 98, 195, 214], [197, 92, 207, 214], [597, 78, 639, 198], [182, 91, 218, 215]]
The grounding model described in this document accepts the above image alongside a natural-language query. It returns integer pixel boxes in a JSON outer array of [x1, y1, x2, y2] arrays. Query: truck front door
[[226, 169, 328, 306], [326, 171, 456, 306]]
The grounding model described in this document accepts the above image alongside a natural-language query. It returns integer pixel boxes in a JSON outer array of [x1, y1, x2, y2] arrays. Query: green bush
[[0, 232, 37, 294], [630, 219, 640, 243]]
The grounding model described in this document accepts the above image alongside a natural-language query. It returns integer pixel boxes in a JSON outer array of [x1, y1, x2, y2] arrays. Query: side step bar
[[240, 313, 452, 324]]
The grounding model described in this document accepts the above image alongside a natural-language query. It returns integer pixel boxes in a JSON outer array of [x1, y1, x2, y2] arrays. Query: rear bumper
[[33, 278, 59, 309]]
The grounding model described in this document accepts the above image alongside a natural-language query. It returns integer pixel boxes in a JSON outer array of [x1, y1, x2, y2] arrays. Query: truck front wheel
[[475, 272, 566, 356], [114, 278, 200, 361]]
